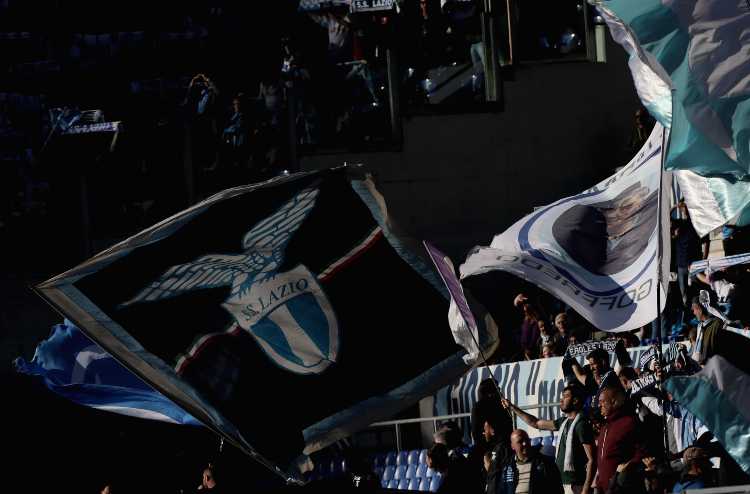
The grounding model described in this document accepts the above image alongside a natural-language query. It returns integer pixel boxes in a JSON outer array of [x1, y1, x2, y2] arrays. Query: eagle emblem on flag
[[120, 187, 340, 375]]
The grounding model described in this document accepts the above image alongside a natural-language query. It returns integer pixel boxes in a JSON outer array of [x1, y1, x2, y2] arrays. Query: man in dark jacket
[[434, 422, 483, 494], [484, 417, 512, 494], [472, 378, 513, 453], [490, 429, 563, 494]]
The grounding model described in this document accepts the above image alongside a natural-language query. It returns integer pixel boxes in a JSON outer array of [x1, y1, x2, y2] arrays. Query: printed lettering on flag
[[33, 168, 469, 480], [460, 124, 671, 332]]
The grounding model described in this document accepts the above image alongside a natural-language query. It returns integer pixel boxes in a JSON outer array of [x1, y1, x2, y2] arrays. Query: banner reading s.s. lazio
[[460, 123, 671, 332], [434, 342, 687, 441]]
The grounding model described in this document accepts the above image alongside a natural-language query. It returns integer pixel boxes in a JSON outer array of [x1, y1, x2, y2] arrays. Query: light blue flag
[[665, 355, 750, 475], [598, 0, 750, 236], [15, 321, 202, 426]]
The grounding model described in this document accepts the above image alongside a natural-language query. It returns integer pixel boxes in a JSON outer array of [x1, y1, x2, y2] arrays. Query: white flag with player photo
[[460, 123, 671, 332]]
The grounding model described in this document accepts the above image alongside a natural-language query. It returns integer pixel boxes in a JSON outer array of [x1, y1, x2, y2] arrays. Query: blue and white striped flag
[[598, 0, 750, 237], [15, 321, 202, 426]]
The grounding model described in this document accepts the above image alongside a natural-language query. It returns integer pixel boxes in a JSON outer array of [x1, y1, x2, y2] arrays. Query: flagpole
[[655, 122, 671, 466], [425, 240, 513, 419], [459, 309, 515, 420]]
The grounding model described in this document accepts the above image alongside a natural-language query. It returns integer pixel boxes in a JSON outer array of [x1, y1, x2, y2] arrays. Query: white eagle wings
[[120, 187, 320, 307]]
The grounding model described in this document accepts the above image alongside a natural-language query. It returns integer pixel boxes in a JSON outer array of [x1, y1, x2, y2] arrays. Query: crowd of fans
[[301, 165, 750, 493], [370, 293, 750, 493]]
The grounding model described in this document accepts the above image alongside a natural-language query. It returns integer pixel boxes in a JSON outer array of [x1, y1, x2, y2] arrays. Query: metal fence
[[368, 401, 559, 452]]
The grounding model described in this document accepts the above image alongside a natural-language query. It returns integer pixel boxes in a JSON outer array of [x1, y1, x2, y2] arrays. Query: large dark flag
[[35, 168, 474, 480]]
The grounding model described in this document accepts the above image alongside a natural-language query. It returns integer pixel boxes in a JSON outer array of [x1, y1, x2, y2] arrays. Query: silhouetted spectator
[[426, 443, 466, 493], [434, 422, 482, 494], [471, 378, 513, 455], [184, 73, 220, 172], [483, 418, 510, 494], [672, 200, 700, 307], [195, 463, 224, 493], [514, 293, 543, 359], [221, 93, 252, 172]]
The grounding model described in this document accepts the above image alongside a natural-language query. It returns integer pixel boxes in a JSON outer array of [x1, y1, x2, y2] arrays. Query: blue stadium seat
[[393, 464, 407, 480], [416, 463, 427, 478], [306, 470, 320, 482], [385, 451, 398, 466], [330, 458, 343, 476], [396, 450, 409, 466], [373, 453, 386, 469], [375, 467, 384, 479], [429, 473, 442, 492], [408, 478, 421, 491], [418, 449, 428, 465], [382, 465, 396, 483], [405, 464, 417, 480], [388, 479, 399, 489], [407, 449, 420, 465], [317, 460, 330, 477], [398, 478, 409, 490], [419, 476, 431, 491], [425, 467, 436, 478], [531, 437, 542, 447]]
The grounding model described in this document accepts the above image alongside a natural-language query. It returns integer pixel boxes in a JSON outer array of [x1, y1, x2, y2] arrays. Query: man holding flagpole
[[502, 385, 596, 494]]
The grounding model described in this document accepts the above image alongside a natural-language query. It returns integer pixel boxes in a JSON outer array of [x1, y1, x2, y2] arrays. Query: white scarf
[[692, 318, 712, 363], [557, 413, 582, 473]]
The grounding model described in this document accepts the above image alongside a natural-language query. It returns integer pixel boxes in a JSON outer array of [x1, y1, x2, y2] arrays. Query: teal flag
[[665, 355, 750, 475], [598, 0, 750, 236]]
